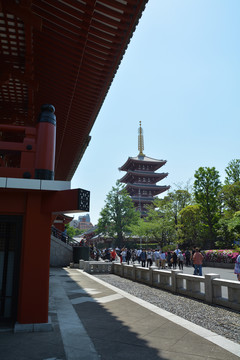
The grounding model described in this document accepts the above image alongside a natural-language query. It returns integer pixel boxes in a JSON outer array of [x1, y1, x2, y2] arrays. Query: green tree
[[216, 217, 235, 249], [97, 181, 139, 247], [225, 159, 240, 184], [65, 224, 75, 238], [227, 211, 240, 239], [193, 167, 222, 248], [145, 197, 177, 247], [129, 218, 160, 246], [164, 188, 192, 226], [65, 224, 84, 238], [75, 228, 84, 236], [178, 204, 206, 248], [220, 181, 240, 215]]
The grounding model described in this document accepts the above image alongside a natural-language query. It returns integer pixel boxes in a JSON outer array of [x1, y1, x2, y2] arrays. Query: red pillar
[[17, 192, 52, 324]]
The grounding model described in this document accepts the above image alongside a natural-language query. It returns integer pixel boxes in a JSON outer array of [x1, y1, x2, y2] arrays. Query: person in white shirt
[[137, 249, 142, 264], [146, 249, 153, 267]]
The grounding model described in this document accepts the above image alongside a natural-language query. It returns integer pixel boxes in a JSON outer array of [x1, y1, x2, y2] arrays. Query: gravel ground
[[94, 273, 240, 345]]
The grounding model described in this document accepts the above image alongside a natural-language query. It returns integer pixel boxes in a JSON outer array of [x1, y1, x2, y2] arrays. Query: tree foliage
[[178, 204, 206, 248], [225, 159, 240, 184], [163, 189, 192, 226], [193, 167, 222, 248], [220, 181, 240, 215], [65, 224, 85, 238], [97, 181, 139, 247]]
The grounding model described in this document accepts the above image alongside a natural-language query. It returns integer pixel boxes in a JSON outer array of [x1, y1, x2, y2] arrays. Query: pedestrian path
[[53, 267, 240, 360], [1, 267, 240, 360]]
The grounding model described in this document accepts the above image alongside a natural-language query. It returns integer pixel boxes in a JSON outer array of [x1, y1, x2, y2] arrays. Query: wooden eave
[[0, 0, 149, 181], [119, 157, 167, 172], [119, 170, 168, 183], [125, 183, 170, 193]]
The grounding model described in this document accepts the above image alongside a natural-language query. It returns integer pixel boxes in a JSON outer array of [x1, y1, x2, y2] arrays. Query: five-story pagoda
[[119, 122, 170, 216]]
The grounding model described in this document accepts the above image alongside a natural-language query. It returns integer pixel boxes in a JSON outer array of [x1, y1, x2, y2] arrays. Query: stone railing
[[112, 263, 240, 311], [74, 261, 240, 311]]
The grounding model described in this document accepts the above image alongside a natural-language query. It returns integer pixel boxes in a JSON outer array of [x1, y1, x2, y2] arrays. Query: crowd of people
[[90, 246, 205, 275]]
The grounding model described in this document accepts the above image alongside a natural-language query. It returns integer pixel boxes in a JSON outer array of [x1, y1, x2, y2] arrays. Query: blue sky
[[70, 0, 240, 225]]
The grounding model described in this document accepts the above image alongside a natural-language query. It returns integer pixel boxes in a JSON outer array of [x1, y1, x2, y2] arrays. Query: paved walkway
[[1, 267, 240, 360]]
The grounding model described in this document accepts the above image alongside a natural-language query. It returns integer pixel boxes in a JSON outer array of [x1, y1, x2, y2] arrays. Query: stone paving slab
[[0, 312, 66, 360]]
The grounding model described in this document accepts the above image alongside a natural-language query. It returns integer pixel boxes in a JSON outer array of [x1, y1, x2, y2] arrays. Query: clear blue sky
[[70, 0, 240, 225]]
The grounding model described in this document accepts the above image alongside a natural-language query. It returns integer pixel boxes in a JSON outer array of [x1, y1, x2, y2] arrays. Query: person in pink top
[[234, 254, 240, 281], [193, 248, 204, 276]]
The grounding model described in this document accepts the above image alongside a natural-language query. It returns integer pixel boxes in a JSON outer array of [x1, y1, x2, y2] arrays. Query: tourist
[[153, 249, 160, 268], [146, 249, 153, 267], [137, 248, 142, 263], [131, 249, 137, 263], [172, 251, 178, 269], [121, 248, 127, 262], [140, 249, 147, 267], [167, 250, 172, 269], [96, 249, 100, 261], [193, 248, 204, 276], [234, 253, 240, 281], [191, 247, 196, 267], [160, 250, 166, 269], [185, 249, 191, 266], [111, 249, 117, 261], [105, 248, 111, 261], [174, 246, 181, 256], [126, 248, 131, 265], [61, 227, 67, 243], [177, 250, 184, 270]]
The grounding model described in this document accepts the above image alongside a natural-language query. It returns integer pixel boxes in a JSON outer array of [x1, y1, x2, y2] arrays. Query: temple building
[[119, 122, 170, 216]]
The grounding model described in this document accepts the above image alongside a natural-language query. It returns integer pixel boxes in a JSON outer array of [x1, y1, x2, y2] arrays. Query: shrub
[[202, 249, 239, 263]]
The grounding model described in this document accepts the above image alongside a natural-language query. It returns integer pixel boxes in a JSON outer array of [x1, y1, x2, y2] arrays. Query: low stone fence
[[70, 259, 112, 274], [73, 260, 240, 312]]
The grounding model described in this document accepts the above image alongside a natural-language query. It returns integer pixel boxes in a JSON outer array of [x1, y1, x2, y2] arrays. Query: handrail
[[51, 226, 79, 246]]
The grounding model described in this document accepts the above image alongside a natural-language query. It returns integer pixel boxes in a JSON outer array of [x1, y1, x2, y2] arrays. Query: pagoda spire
[[138, 121, 145, 157]]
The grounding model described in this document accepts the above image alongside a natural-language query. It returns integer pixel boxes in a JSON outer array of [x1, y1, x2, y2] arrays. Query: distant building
[[70, 219, 80, 229], [78, 214, 90, 223], [119, 122, 170, 216], [77, 214, 93, 231]]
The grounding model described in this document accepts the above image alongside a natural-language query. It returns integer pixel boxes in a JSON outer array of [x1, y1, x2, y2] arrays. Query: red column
[[17, 192, 52, 324]]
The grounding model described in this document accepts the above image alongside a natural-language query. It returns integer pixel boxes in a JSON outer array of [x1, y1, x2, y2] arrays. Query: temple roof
[[0, 0, 149, 181], [119, 155, 167, 172], [131, 196, 157, 203], [125, 183, 170, 193], [119, 170, 168, 183]]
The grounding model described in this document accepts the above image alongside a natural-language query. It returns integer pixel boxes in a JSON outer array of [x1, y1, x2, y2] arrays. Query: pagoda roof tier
[[119, 171, 168, 183], [119, 155, 167, 172], [131, 196, 156, 204], [126, 183, 170, 193]]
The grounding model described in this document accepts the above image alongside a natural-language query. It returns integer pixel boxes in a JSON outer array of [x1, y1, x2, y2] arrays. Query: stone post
[[120, 262, 124, 277], [132, 264, 137, 281], [84, 261, 90, 273], [205, 273, 220, 303], [171, 269, 183, 293], [79, 259, 85, 269], [149, 267, 153, 286]]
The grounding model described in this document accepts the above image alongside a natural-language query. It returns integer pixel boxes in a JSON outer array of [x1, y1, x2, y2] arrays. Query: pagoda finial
[[138, 121, 145, 157]]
